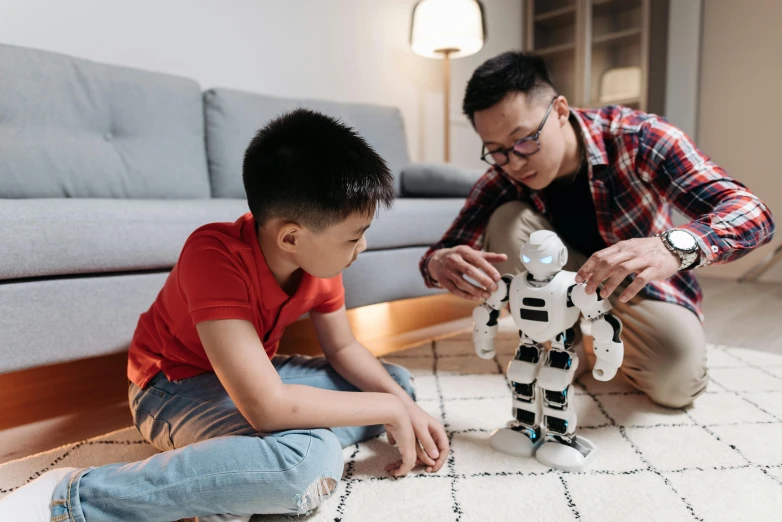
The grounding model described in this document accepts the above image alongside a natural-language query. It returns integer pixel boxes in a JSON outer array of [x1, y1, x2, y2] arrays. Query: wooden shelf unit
[[524, 0, 669, 114]]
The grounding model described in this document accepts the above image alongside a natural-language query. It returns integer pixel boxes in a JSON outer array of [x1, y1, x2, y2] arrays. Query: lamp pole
[[410, 0, 485, 162], [438, 48, 457, 163]]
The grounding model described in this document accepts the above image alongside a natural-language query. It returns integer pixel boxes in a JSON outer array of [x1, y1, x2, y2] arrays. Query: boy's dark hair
[[462, 51, 556, 124], [243, 108, 395, 232]]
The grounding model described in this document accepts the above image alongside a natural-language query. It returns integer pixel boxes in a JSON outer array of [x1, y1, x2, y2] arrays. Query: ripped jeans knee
[[295, 475, 339, 516], [287, 428, 343, 516]]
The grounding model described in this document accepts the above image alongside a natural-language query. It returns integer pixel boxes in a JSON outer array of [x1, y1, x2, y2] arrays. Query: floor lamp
[[411, 0, 485, 163]]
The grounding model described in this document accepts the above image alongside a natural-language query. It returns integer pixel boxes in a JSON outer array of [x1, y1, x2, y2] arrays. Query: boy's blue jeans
[[49, 354, 416, 521]]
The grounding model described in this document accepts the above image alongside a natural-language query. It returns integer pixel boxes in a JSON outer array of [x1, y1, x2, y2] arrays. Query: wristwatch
[[658, 229, 700, 270]]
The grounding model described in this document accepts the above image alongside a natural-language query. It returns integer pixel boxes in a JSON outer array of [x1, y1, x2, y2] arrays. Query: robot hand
[[471, 277, 510, 360], [473, 305, 497, 359], [591, 314, 624, 381]]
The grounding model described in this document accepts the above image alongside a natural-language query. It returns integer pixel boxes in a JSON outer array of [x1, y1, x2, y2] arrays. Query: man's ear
[[277, 222, 302, 254], [556, 95, 570, 125]]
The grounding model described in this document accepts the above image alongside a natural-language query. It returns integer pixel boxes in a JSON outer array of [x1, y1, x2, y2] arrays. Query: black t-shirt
[[542, 164, 607, 257]]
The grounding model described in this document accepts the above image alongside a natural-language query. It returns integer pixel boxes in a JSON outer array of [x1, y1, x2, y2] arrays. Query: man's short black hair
[[462, 51, 556, 124], [243, 108, 395, 232]]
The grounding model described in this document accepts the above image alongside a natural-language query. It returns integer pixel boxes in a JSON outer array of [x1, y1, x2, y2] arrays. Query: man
[[420, 51, 775, 409]]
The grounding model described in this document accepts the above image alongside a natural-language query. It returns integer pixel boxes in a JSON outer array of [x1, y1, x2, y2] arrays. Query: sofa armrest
[[400, 162, 484, 198]]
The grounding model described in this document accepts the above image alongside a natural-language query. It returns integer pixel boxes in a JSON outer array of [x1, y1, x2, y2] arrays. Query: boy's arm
[[311, 306, 449, 472], [196, 318, 417, 476]]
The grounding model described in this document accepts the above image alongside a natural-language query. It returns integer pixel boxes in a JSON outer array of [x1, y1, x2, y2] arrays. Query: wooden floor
[[701, 278, 782, 354], [1, 277, 780, 464]]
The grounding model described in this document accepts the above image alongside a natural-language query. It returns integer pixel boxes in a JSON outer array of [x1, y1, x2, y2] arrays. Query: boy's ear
[[277, 223, 301, 253]]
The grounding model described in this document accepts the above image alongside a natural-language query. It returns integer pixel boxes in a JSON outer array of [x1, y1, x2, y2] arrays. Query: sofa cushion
[[342, 247, 443, 309], [204, 88, 410, 197], [0, 199, 250, 280], [0, 44, 210, 199], [401, 163, 484, 198], [0, 197, 462, 281], [365, 198, 464, 251]]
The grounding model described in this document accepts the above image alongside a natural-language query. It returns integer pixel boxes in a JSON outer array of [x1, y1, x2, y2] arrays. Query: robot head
[[520, 230, 568, 279]]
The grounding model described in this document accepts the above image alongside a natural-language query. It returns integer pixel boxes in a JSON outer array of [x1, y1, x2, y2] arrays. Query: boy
[[1, 109, 449, 521]]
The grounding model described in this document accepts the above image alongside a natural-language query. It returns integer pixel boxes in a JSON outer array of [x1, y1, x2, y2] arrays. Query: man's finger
[[618, 268, 655, 302], [479, 251, 508, 264], [449, 274, 485, 300], [463, 251, 503, 283], [386, 431, 396, 446], [456, 260, 495, 294], [585, 251, 635, 294], [601, 258, 646, 298], [576, 244, 620, 284], [443, 280, 480, 301]]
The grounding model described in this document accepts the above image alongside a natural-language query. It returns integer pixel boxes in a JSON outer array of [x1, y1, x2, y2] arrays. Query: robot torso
[[509, 270, 580, 343]]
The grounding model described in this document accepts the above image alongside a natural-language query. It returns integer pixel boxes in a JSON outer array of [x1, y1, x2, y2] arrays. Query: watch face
[[669, 230, 696, 251]]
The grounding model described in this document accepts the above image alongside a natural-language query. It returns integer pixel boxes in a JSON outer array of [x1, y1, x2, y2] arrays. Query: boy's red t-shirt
[[128, 213, 345, 388]]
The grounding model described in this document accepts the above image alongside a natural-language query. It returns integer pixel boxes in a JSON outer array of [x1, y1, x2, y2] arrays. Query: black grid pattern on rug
[[3, 341, 782, 521], [327, 340, 782, 522]]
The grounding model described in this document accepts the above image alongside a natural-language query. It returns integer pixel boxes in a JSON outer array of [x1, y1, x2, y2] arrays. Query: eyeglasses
[[480, 96, 559, 167]]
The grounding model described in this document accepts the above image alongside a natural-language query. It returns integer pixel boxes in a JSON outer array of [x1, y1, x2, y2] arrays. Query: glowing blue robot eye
[[540, 256, 553, 264], [522, 255, 531, 263]]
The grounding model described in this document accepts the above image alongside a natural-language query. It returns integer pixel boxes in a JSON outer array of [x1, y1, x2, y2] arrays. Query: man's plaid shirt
[[419, 106, 776, 321]]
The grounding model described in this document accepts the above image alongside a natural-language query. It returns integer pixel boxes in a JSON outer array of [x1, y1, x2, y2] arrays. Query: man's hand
[[575, 237, 680, 302], [428, 246, 507, 301], [385, 404, 449, 474]]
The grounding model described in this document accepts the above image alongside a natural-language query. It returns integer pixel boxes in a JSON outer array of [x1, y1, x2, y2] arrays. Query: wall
[[0, 0, 521, 169], [449, 0, 524, 170], [696, 0, 782, 282], [664, 0, 702, 140]]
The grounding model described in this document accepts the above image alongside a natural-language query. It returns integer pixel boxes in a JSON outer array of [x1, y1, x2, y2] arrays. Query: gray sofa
[[0, 44, 482, 374]]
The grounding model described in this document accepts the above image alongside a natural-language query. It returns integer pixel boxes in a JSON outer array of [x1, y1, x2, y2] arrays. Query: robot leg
[[490, 335, 545, 458], [535, 329, 597, 472]]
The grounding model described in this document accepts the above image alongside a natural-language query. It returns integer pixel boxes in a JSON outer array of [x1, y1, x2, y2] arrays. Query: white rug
[[3, 318, 782, 522]]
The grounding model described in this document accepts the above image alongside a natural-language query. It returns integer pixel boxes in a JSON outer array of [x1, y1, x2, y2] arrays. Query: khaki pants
[[484, 201, 708, 408]]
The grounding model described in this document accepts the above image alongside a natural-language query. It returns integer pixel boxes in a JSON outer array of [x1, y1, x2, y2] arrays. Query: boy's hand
[[383, 406, 417, 477], [386, 404, 449, 474]]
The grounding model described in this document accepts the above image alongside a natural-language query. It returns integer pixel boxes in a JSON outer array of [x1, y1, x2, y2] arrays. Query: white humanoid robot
[[471, 230, 625, 472]]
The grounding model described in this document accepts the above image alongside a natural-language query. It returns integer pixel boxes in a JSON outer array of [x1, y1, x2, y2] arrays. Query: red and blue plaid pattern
[[420, 106, 776, 320]]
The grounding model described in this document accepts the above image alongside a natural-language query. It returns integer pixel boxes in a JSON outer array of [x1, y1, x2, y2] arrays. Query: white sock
[[0, 467, 79, 522]]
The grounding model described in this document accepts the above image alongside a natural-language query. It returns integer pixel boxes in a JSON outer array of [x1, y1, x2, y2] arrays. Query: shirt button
[[711, 245, 719, 253]]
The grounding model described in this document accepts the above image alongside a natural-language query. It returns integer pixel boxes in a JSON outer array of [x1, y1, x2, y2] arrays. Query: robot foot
[[489, 425, 543, 458], [536, 435, 597, 472]]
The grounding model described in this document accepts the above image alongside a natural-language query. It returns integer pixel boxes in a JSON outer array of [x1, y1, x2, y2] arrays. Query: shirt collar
[[240, 213, 314, 310], [570, 108, 609, 167]]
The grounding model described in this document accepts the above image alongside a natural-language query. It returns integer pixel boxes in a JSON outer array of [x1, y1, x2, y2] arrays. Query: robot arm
[[569, 284, 624, 381], [591, 313, 624, 381], [473, 275, 513, 359]]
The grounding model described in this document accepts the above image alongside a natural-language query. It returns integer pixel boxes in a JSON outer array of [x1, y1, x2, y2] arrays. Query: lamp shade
[[410, 0, 485, 59]]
